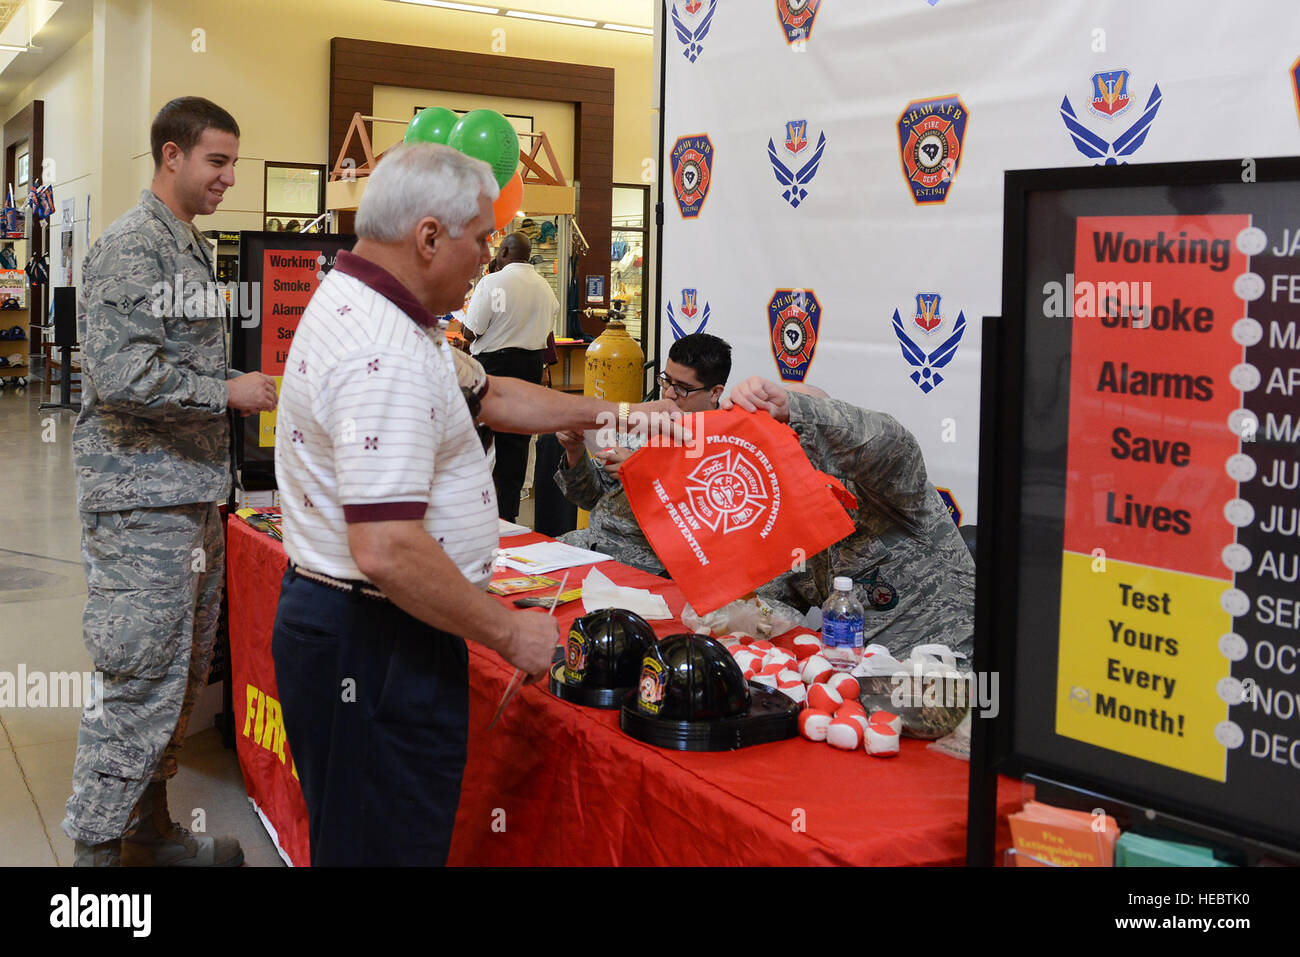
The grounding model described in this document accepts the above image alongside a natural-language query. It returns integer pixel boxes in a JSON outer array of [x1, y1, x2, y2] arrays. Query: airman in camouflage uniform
[[747, 387, 976, 663], [553, 333, 732, 576], [726, 380, 975, 739], [554, 446, 666, 575], [561, 374, 975, 666], [64, 97, 275, 866]]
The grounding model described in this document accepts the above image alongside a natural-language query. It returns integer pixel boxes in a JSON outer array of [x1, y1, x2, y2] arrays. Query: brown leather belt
[[289, 562, 389, 603]]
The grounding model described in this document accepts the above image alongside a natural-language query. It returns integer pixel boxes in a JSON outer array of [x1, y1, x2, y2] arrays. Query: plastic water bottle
[[821, 576, 865, 672]]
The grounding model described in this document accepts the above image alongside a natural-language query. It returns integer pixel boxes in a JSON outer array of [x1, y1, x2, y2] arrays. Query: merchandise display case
[[610, 184, 649, 348], [0, 235, 31, 384], [610, 225, 643, 342], [494, 211, 569, 328]]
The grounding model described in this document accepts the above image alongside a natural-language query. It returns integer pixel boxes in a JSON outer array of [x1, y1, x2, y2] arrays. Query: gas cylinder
[[584, 317, 644, 403]]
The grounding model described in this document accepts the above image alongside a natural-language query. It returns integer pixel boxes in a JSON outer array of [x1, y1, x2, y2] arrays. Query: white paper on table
[[497, 541, 611, 575], [580, 567, 672, 620], [498, 518, 532, 537]]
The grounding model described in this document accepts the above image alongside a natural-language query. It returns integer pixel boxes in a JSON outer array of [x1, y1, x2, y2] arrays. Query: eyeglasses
[[657, 371, 709, 397]]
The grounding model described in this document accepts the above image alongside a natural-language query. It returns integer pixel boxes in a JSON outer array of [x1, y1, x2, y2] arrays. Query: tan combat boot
[[73, 839, 122, 866], [120, 781, 244, 867]]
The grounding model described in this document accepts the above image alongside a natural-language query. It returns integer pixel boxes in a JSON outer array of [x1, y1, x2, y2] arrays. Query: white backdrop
[[658, 0, 1300, 524]]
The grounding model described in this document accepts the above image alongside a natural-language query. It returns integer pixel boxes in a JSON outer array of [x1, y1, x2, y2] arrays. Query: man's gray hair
[[355, 142, 500, 242]]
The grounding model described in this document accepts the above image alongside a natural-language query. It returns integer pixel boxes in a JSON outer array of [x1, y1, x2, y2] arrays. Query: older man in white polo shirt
[[461, 230, 559, 522], [272, 142, 677, 866]]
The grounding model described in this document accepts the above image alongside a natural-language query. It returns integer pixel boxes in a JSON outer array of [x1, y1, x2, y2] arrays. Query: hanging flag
[[620, 407, 857, 614], [27, 181, 54, 222]]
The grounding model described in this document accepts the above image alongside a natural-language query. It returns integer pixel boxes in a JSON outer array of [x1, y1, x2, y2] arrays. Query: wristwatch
[[618, 401, 630, 443]]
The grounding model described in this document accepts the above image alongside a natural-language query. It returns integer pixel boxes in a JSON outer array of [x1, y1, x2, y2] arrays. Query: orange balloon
[[493, 172, 523, 231]]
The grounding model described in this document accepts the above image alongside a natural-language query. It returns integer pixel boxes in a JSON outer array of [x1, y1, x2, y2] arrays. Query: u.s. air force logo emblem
[[671, 134, 714, 219], [891, 292, 966, 393], [685, 449, 770, 535], [897, 95, 967, 205], [667, 287, 710, 340], [775, 0, 822, 44], [670, 0, 717, 63], [768, 288, 820, 382], [1060, 70, 1162, 165], [767, 120, 826, 208]]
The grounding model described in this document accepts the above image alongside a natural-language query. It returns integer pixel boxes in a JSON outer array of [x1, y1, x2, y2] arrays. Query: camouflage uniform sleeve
[[80, 239, 229, 421], [554, 450, 616, 511], [786, 391, 929, 535], [449, 346, 489, 397]]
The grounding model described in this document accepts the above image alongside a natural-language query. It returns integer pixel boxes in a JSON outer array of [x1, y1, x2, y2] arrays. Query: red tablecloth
[[226, 517, 1021, 865]]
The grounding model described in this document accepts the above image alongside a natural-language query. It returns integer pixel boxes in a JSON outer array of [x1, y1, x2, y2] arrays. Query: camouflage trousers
[[62, 503, 224, 844]]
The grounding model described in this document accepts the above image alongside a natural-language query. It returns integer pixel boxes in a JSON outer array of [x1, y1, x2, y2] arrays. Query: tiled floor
[[0, 384, 284, 866], [1, 382, 541, 867], [0, 370, 550, 867]]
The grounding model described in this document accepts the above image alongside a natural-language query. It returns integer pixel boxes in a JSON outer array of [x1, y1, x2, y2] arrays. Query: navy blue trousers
[[271, 569, 469, 866]]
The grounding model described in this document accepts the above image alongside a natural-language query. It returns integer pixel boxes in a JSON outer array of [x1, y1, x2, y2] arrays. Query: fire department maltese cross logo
[[897, 94, 968, 204], [685, 450, 770, 535], [767, 120, 827, 208], [776, 0, 822, 44], [1293, 56, 1300, 129], [768, 288, 821, 382], [671, 134, 714, 219], [892, 293, 966, 394]]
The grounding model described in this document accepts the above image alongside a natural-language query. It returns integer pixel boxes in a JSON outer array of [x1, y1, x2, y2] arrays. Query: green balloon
[[446, 109, 520, 189], [405, 107, 459, 145]]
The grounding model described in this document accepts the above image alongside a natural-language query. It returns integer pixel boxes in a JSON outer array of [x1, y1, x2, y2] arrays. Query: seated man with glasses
[[553, 333, 731, 574]]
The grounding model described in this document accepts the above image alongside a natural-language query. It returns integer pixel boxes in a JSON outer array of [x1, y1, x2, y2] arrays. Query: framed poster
[[263, 162, 325, 233], [971, 157, 1300, 862]]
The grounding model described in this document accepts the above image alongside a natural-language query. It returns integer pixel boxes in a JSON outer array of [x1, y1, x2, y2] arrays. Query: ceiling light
[[601, 23, 653, 35], [504, 10, 597, 27], [397, 0, 501, 12], [0, 44, 28, 53]]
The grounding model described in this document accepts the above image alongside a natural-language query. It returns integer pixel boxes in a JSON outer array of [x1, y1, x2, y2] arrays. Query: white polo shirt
[[462, 261, 558, 355], [275, 250, 499, 586]]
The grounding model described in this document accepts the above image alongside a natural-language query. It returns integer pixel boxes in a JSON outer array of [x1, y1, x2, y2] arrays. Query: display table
[[226, 516, 1021, 866]]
